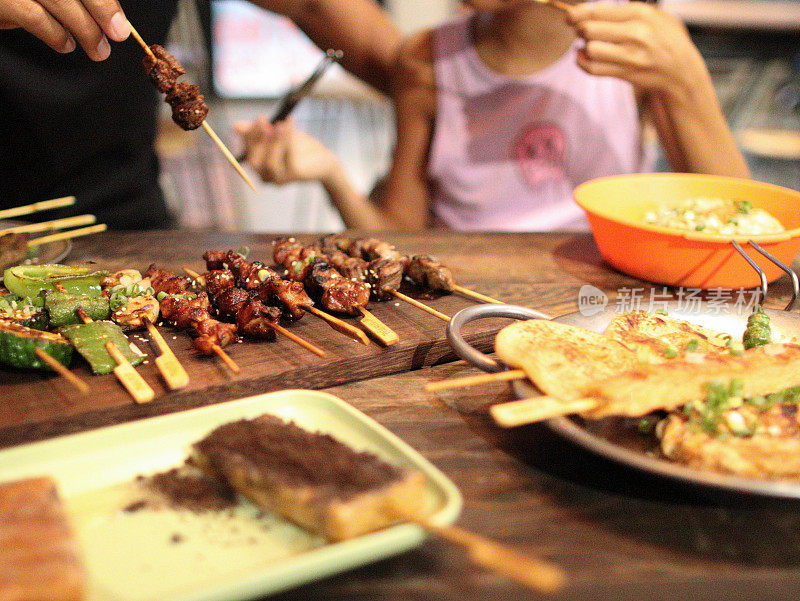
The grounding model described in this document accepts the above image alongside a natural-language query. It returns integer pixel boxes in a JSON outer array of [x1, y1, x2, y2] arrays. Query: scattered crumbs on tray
[[66, 470, 323, 601]]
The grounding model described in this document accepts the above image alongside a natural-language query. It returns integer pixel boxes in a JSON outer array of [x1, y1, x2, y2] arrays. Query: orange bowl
[[573, 173, 800, 290]]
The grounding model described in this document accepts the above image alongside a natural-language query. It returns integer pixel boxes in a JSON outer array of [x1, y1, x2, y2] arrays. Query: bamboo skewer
[[0, 196, 75, 221], [271, 322, 326, 357], [27, 224, 107, 247], [490, 396, 599, 428], [143, 318, 189, 390], [201, 121, 257, 191], [403, 514, 564, 593], [0, 214, 96, 236], [452, 285, 503, 305], [303, 304, 370, 345], [212, 345, 240, 373], [387, 289, 451, 322], [104, 341, 155, 404], [128, 21, 255, 191], [424, 369, 526, 392], [33, 348, 89, 394], [72, 305, 154, 403], [357, 307, 399, 346]]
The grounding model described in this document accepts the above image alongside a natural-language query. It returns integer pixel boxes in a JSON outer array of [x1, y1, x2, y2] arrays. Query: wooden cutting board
[[0, 283, 511, 442]]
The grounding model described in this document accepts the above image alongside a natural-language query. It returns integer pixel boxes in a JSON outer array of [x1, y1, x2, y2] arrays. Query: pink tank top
[[428, 14, 648, 231]]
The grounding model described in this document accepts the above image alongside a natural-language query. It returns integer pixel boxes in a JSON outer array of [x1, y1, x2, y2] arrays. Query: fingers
[[1, 0, 129, 60], [0, 0, 75, 53], [567, 1, 650, 24]]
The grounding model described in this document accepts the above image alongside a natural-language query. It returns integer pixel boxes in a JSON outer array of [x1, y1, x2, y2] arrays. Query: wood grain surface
[[3, 230, 800, 601]]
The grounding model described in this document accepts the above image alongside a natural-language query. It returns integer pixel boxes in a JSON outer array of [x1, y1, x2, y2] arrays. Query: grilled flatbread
[[494, 320, 639, 399], [604, 310, 728, 363], [583, 343, 800, 418]]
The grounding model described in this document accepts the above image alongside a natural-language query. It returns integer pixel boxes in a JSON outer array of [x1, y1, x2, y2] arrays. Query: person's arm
[[237, 31, 437, 230], [566, 2, 749, 178], [250, 0, 401, 96], [0, 0, 129, 60]]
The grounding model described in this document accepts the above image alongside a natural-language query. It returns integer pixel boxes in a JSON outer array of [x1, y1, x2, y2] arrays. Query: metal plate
[[447, 303, 800, 499]]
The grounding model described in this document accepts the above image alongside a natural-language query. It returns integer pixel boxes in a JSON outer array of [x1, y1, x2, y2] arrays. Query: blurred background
[[157, 0, 800, 232]]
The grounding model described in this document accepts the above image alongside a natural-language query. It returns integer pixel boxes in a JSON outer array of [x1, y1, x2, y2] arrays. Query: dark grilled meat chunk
[[144, 264, 193, 295], [406, 255, 455, 292], [159, 291, 238, 354], [307, 262, 370, 315], [214, 287, 251, 321], [361, 238, 410, 269], [165, 82, 209, 131], [325, 249, 369, 282], [236, 297, 280, 340], [365, 258, 404, 301], [204, 250, 268, 289], [204, 270, 236, 301], [142, 44, 185, 92], [255, 278, 312, 320]]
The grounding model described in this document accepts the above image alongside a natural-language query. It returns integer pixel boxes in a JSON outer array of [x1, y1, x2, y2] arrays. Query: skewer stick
[[27, 223, 107, 247], [127, 21, 155, 59], [303, 304, 370, 345], [201, 121, 257, 191], [0, 214, 95, 236], [424, 369, 526, 392], [0, 196, 76, 221], [271, 322, 326, 357], [33, 348, 89, 394], [403, 514, 564, 593], [143, 318, 189, 389], [387, 289, 451, 322], [490, 396, 600, 428], [452, 285, 503, 305], [74, 305, 155, 403], [212, 344, 240, 373], [105, 342, 155, 403], [357, 307, 399, 346]]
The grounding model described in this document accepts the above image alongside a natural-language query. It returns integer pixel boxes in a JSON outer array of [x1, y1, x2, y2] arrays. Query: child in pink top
[[236, 0, 748, 231]]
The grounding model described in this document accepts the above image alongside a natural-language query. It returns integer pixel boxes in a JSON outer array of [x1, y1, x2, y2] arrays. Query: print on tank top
[[513, 121, 566, 188]]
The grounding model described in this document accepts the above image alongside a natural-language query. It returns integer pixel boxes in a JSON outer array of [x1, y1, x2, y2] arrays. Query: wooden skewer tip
[[201, 121, 257, 191], [34, 348, 89, 394], [212, 344, 240, 373]]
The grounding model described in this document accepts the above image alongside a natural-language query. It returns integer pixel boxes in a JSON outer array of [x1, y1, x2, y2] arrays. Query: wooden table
[[3, 230, 800, 600]]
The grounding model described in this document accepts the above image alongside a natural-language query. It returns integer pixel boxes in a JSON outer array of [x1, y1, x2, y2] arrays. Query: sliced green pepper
[[3, 264, 107, 299], [45, 292, 110, 327], [743, 306, 771, 350], [60, 320, 144, 374], [0, 319, 73, 370]]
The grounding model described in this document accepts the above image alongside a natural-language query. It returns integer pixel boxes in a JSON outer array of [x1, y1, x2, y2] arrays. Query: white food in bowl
[[643, 196, 784, 236]]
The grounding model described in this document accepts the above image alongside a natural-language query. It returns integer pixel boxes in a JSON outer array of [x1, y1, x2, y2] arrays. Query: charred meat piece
[[203, 269, 236, 301], [361, 238, 410, 269], [307, 262, 370, 315], [235, 297, 280, 340], [142, 44, 186, 92], [255, 278, 313, 320], [159, 291, 238, 354], [203, 250, 228, 271], [165, 82, 209, 131], [144, 264, 193, 295], [214, 287, 252, 321], [406, 255, 455, 292], [325, 249, 369, 282], [365, 258, 404, 301], [204, 250, 268, 290]]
